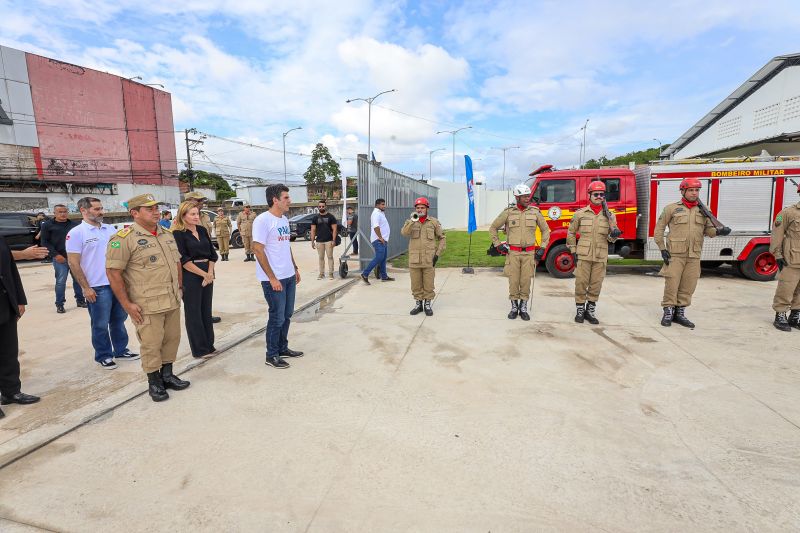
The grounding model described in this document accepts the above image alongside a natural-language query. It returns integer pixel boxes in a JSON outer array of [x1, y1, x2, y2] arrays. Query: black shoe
[[508, 300, 519, 320], [424, 300, 433, 316], [280, 348, 304, 358], [774, 312, 792, 332], [660, 306, 673, 327], [360, 274, 371, 285], [56, 305, 65, 314], [265, 356, 290, 369], [519, 300, 530, 321], [574, 303, 585, 323], [114, 350, 140, 361], [0, 407, 4, 419], [146, 371, 169, 402], [161, 363, 190, 391], [0, 392, 41, 405], [788, 310, 800, 330], [76, 301, 88, 308], [410, 300, 423, 315], [212, 316, 221, 323], [585, 301, 599, 325], [672, 306, 695, 329], [381, 277, 395, 282]]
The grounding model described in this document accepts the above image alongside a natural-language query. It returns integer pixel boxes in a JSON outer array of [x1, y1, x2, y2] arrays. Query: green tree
[[179, 169, 236, 200], [584, 145, 669, 169], [303, 143, 341, 185]]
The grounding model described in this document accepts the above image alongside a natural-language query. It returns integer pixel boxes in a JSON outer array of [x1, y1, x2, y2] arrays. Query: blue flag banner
[[464, 155, 478, 234]]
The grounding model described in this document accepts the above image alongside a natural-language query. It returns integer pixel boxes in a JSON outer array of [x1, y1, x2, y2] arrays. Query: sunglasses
[[591, 192, 605, 197]]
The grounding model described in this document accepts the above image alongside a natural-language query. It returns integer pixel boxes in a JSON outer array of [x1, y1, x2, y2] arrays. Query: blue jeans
[[53, 259, 84, 306], [261, 276, 296, 357], [363, 240, 388, 279], [86, 285, 129, 362]]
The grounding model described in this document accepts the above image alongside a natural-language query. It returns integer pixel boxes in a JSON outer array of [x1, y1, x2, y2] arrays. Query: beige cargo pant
[[410, 267, 435, 300], [574, 259, 607, 304], [242, 235, 253, 254], [135, 307, 181, 373], [504, 252, 535, 300], [317, 241, 335, 275], [772, 265, 800, 312], [217, 234, 230, 255], [661, 256, 701, 307]]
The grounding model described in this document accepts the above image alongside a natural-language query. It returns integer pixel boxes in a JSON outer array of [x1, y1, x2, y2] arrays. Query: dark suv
[[289, 213, 346, 241], [0, 212, 39, 250]]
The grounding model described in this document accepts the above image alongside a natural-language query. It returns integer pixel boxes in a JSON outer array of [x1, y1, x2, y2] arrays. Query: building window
[[535, 179, 576, 203]]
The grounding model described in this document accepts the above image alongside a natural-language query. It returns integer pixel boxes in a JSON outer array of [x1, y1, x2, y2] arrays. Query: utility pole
[[184, 128, 205, 191], [436, 126, 472, 182], [282, 126, 302, 182], [491, 146, 519, 190], [579, 119, 589, 168], [428, 148, 446, 182]]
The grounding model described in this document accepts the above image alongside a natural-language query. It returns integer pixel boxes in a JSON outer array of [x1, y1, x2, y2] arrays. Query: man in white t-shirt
[[252, 184, 302, 369], [66, 197, 139, 369], [360, 198, 395, 284]]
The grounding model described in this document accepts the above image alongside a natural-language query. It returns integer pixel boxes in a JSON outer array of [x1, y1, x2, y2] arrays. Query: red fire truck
[[525, 157, 800, 281]]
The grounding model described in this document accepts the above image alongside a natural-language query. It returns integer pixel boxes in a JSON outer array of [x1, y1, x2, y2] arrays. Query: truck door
[[532, 177, 579, 233]]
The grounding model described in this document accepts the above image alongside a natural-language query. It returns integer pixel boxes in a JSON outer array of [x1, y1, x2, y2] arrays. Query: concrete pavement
[[1, 265, 798, 531]]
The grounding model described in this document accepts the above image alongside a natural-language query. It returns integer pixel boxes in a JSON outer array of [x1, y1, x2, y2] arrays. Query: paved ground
[[0, 261, 798, 532]]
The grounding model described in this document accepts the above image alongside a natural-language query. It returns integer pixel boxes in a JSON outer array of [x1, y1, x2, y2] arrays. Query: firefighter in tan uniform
[[400, 197, 446, 316], [770, 182, 800, 332], [214, 208, 232, 261], [490, 183, 551, 321], [106, 194, 190, 402], [567, 181, 621, 325], [237, 205, 257, 262], [654, 178, 731, 329]]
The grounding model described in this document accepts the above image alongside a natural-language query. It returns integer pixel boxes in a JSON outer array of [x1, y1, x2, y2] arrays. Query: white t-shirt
[[252, 211, 295, 281], [370, 208, 390, 242], [65, 221, 116, 287]]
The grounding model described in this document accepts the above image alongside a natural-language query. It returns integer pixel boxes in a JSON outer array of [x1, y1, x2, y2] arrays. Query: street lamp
[[653, 138, 663, 157], [436, 126, 472, 182], [145, 83, 165, 89], [580, 119, 589, 168], [346, 89, 396, 181], [491, 145, 520, 190], [428, 148, 446, 181], [282, 126, 302, 181]]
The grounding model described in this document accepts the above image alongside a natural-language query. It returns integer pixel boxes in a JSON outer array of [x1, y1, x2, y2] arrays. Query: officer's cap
[[184, 191, 208, 201], [127, 194, 159, 209]]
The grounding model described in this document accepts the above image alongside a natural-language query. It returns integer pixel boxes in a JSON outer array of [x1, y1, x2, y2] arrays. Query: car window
[[0, 214, 29, 229], [289, 214, 306, 222], [600, 178, 621, 202], [534, 179, 576, 203]]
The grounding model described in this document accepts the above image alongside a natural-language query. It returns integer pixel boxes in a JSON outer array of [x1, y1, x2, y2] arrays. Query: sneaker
[[317, 274, 325, 280], [98, 358, 117, 369], [329, 273, 335, 280], [381, 277, 395, 282], [56, 305, 66, 314], [76, 301, 88, 308], [115, 350, 140, 361], [280, 348, 304, 358], [360, 274, 371, 285], [265, 356, 290, 369]]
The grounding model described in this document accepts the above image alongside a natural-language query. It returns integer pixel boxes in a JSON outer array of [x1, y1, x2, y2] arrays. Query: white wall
[[429, 179, 513, 229], [235, 185, 308, 206]]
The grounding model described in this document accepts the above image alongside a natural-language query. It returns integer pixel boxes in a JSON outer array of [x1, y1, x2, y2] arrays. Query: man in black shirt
[[310, 199, 338, 280], [346, 206, 359, 254], [40, 204, 85, 313]]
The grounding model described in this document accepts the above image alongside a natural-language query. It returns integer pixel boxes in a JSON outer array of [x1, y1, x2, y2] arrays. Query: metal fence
[[357, 158, 439, 270]]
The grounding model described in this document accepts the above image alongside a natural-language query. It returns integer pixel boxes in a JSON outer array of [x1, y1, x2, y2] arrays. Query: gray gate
[[357, 158, 439, 270]]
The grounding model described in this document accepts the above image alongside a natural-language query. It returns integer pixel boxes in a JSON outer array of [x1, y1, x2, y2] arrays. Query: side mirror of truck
[[532, 195, 541, 205]]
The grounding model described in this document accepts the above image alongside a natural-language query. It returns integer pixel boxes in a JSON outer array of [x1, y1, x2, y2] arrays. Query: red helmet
[[679, 178, 702, 190], [588, 181, 606, 193], [414, 197, 430, 208]]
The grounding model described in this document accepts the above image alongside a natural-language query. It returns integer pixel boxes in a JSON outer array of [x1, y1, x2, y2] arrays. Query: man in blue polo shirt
[[67, 197, 139, 369]]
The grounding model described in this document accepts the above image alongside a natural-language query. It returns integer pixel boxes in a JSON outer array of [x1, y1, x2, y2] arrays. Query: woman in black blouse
[[172, 201, 218, 358]]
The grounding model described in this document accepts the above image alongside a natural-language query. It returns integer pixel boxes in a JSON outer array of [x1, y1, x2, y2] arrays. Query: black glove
[[534, 248, 545, 262], [777, 258, 786, 271], [717, 226, 731, 236], [497, 243, 510, 255], [432, 255, 439, 267], [572, 252, 578, 265], [609, 228, 622, 239], [661, 249, 671, 265]]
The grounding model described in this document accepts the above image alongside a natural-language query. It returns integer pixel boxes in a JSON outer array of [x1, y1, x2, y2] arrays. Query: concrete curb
[[0, 277, 359, 471]]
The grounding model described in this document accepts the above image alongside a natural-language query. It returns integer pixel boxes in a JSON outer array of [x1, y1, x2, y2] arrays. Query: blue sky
[[2, 0, 799, 188]]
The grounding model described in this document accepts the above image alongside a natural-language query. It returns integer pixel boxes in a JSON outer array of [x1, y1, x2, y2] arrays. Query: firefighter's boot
[[774, 312, 792, 332], [660, 306, 673, 327], [788, 309, 800, 330], [508, 300, 519, 320], [672, 306, 695, 329], [410, 300, 423, 315], [424, 300, 433, 316], [519, 300, 530, 321], [574, 303, 585, 323], [585, 301, 599, 325]]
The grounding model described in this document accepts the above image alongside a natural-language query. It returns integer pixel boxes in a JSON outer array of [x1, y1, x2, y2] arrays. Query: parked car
[[289, 213, 346, 241], [0, 212, 39, 250]]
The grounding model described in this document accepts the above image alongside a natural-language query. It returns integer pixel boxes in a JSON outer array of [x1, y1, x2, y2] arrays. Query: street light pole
[[436, 126, 472, 182], [346, 89, 396, 182], [282, 126, 302, 182], [580, 119, 589, 168], [491, 146, 519, 190], [653, 138, 663, 158], [428, 148, 446, 181]]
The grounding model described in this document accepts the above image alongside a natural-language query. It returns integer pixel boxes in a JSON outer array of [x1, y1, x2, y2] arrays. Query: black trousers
[[0, 296, 21, 396], [182, 263, 215, 357]]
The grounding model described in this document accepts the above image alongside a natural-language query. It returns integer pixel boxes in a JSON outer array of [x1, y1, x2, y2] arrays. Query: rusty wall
[[122, 79, 161, 184], [153, 89, 179, 186]]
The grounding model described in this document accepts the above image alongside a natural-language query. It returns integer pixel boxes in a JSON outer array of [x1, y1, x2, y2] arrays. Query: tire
[[700, 261, 724, 269], [231, 231, 243, 249], [339, 261, 349, 279], [739, 245, 778, 282], [545, 244, 575, 279], [303, 229, 311, 241]]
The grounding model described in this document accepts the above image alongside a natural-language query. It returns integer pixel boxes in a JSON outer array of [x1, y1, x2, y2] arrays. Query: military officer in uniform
[[214, 207, 232, 261], [490, 183, 550, 321], [770, 181, 800, 331], [400, 197, 446, 316], [654, 178, 731, 328], [567, 181, 622, 324], [237, 204, 257, 262], [106, 194, 190, 402]]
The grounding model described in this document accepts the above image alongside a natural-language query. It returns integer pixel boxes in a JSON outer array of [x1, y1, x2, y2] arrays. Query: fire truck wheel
[[545, 244, 576, 279], [740, 245, 778, 282]]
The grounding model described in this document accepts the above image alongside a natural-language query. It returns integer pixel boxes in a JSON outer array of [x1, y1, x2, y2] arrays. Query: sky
[[2, 0, 799, 189]]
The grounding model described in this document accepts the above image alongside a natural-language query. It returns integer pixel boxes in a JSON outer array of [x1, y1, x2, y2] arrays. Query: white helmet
[[512, 183, 531, 197]]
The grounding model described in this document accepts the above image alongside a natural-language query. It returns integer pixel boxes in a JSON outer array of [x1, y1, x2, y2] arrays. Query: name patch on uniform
[[110, 241, 120, 248], [675, 207, 685, 212], [137, 239, 148, 245]]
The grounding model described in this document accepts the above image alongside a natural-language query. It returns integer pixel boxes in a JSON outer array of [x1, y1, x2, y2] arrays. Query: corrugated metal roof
[[663, 53, 800, 157]]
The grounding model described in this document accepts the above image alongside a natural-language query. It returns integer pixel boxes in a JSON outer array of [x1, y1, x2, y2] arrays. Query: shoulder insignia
[[116, 227, 132, 238]]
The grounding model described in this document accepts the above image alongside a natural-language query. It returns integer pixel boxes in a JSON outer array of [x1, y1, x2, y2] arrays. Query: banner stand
[[462, 155, 477, 275]]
